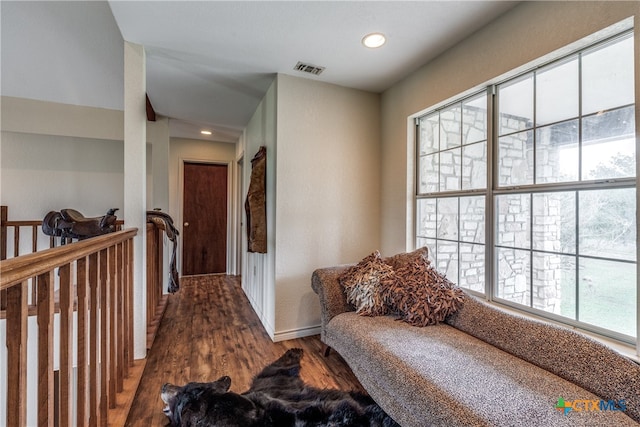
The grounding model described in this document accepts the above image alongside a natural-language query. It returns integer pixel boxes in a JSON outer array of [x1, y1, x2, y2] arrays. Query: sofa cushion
[[325, 312, 638, 427], [338, 251, 396, 316], [381, 255, 465, 326]]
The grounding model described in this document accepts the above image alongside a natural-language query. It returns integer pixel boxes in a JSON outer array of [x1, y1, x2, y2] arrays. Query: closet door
[[182, 162, 228, 275]]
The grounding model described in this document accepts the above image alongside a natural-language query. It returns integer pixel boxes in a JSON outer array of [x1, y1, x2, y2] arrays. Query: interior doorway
[[182, 162, 228, 275]]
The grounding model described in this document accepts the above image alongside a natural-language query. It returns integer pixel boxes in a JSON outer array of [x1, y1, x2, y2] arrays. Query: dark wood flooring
[[124, 275, 364, 426]]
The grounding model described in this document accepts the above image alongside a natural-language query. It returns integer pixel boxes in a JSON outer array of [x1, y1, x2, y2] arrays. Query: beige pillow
[[339, 251, 396, 316], [381, 254, 464, 326]]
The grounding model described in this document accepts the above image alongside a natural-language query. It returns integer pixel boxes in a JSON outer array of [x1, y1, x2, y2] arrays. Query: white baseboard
[[241, 286, 275, 339], [273, 325, 321, 342]]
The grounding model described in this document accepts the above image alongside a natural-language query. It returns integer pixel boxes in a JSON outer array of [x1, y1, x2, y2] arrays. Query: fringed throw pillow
[[339, 251, 396, 316], [381, 255, 465, 326], [383, 246, 430, 271]]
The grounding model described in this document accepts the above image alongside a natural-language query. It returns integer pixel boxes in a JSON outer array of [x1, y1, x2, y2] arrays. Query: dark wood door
[[183, 162, 228, 275]]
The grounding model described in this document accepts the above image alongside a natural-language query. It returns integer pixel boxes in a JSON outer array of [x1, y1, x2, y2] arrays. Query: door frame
[[235, 155, 244, 276], [178, 157, 236, 276]]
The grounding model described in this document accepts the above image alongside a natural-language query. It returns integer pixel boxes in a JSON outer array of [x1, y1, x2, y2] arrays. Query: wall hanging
[[245, 146, 267, 253]]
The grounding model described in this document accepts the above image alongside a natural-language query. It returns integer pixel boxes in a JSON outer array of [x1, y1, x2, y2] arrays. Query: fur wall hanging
[[245, 146, 267, 253]]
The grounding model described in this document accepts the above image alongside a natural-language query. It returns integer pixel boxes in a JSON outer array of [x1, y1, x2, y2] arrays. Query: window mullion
[[575, 190, 580, 323], [414, 120, 420, 250], [486, 85, 496, 301], [529, 193, 534, 308], [532, 70, 537, 185], [578, 51, 584, 185], [576, 53, 583, 325]]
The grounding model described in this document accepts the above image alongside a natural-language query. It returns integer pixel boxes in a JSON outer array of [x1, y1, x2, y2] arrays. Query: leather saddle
[[42, 208, 119, 240]]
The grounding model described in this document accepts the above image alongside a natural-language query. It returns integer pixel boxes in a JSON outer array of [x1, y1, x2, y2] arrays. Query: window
[[416, 92, 487, 293], [415, 31, 636, 342]]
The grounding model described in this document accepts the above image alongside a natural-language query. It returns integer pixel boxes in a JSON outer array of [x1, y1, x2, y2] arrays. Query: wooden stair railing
[[1, 206, 166, 344], [146, 222, 170, 349], [1, 228, 137, 426]]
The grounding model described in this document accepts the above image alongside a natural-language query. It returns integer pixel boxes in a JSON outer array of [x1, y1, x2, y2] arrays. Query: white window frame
[[414, 29, 638, 350]]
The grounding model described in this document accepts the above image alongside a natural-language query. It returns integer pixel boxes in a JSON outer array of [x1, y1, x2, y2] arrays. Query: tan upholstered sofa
[[312, 264, 640, 427]]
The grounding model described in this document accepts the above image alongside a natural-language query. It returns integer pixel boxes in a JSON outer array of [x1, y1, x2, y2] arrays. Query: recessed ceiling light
[[201, 130, 212, 135], [362, 33, 386, 49]]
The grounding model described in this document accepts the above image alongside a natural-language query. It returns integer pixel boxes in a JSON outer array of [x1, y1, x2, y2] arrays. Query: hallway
[[124, 275, 364, 426]]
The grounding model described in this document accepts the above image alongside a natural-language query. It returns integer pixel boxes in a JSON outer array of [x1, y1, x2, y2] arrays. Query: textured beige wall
[[0, 97, 126, 224], [240, 74, 381, 340], [380, 1, 640, 254], [0, 131, 124, 228], [274, 74, 381, 339], [1, 96, 124, 140], [1, 96, 171, 219], [148, 116, 170, 212]]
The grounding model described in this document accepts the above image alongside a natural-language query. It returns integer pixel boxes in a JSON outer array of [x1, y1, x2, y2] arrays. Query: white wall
[[242, 79, 278, 337], [1, 96, 124, 141], [1, 131, 124, 221], [148, 116, 170, 212], [123, 40, 148, 358], [241, 75, 383, 340], [273, 74, 381, 339], [0, 97, 169, 219], [147, 117, 171, 294], [380, 1, 640, 255], [0, 98, 126, 250]]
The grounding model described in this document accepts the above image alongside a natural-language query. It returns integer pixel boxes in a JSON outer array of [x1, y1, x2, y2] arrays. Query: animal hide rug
[[161, 348, 399, 427]]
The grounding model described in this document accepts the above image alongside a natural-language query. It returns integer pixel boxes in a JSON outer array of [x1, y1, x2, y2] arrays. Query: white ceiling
[[1, 1, 518, 143]]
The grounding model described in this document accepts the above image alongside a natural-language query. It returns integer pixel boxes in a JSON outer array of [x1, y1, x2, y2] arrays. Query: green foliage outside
[[557, 153, 636, 339]]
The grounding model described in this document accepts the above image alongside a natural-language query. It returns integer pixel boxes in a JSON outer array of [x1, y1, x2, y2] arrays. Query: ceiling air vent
[[294, 61, 325, 76]]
